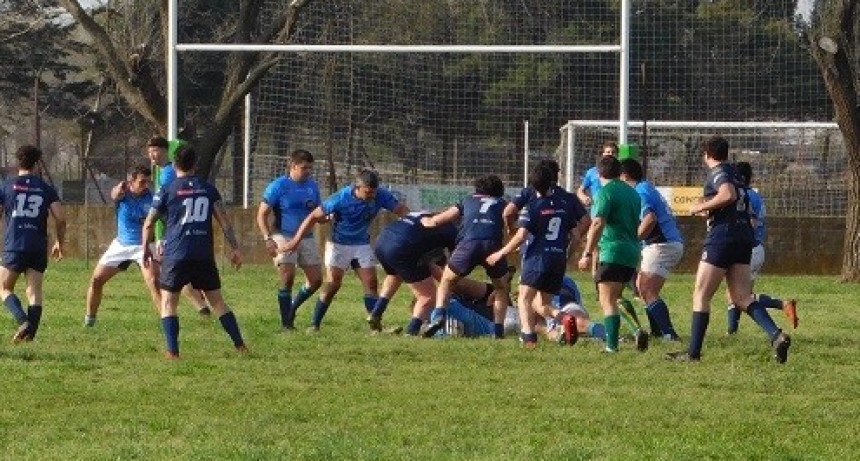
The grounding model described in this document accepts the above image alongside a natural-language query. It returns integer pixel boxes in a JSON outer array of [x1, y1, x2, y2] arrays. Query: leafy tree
[[806, 0, 860, 280]]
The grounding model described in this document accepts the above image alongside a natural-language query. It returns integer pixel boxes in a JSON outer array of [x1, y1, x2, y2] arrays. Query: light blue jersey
[[262, 175, 321, 238], [159, 163, 176, 189], [635, 180, 683, 245], [322, 185, 399, 245], [747, 187, 766, 245], [581, 167, 601, 200], [116, 191, 153, 245]]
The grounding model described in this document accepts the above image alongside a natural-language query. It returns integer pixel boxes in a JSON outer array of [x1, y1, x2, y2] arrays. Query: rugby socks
[[617, 297, 642, 333], [757, 294, 783, 309], [494, 323, 505, 339], [4, 294, 26, 324], [370, 297, 390, 318], [744, 300, 780, 340], [604, 314, 620, 352], [278, 289, 292, 327], [311, 298, 331, 328], [84, 315, 97, 327], [218, 311, 245, 348], [587, 322, 606, 340], [726, 304, 741, 334], [26, 305, 42, 339], [292, 285, 314, 311], [646, 299, 678, 338], [161, 315, 180, 355], [363, 295, 378, 315], [406, 317, 423, 335], [688, 311, 710, 359], [520, 332, 538, 344]]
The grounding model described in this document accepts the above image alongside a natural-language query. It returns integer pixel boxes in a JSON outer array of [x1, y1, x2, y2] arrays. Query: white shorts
[[272, 234, 322, 267], [324, 242, 378, 270], [750, 244, 765, 280], [640, 241, 684, 278], [98, 239, 144, 268]]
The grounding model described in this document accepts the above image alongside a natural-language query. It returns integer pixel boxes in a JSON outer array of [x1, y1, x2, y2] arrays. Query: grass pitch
[[0, 259, 856, 460]]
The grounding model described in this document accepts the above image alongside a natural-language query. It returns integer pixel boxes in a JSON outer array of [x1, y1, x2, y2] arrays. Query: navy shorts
[[375, 242, 431, 284], [520, 255, 567, 293], [594, 262, 636, 284], [447, 239, 508, 280], [2, 251, 48, 273], [159, 259, 221, 293], [701, 241, 752, 269]]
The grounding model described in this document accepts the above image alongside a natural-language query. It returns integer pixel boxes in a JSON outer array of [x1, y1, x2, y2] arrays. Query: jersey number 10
[[181, 197, 210, 224]]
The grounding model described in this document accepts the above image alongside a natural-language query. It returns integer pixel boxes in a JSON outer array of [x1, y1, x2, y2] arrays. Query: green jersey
[[592, 179, 641, 269]]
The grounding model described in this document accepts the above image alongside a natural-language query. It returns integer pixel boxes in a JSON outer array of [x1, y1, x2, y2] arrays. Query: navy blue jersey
[[512, 185, 587, 216], [152, 175, 222, 261], [377, 211, 457, 256], [0, 174, 60, 253], [518, 193, 583, 259], [703, 163, 753, 245], [456, 194, 507, 243]]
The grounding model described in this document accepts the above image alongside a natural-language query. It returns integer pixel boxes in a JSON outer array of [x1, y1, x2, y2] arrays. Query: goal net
[[558, 120, 845, 217]]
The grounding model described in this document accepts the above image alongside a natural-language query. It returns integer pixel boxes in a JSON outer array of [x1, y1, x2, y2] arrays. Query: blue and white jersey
[[703, 163, 753, 245], [322, 185, 400, 245], [746, 187, 766, 245], [0, 174, 60, 253], [377, 211, 457, 255], [552, 276, 583, 307], [261, 175, 321, 238], [518, 194, 584, 259], [635, 180, 682, 245], [116, 190, 153, 245], [456, 194, 507, 244], [580, 167, 602, 200], [152, 175, 222, 261], [512, 185, 587, 216]]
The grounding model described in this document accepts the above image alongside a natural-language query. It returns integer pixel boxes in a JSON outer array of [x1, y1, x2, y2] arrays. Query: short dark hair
[[597, 155, 621, 180], [290, 149, 314, 164], [735, 161, 753, 186], [538, 158, 560, 183], [16, 145, 42, 170], [600, 141, 618, 156], [130, 165, 152, 179], [528, 164, 554, 195], [146, 136, 169, 149], [474, 174, 505, 197], [620, 158, 643, 182], [173, 146, 197, 171], [356, 169, 379, 188], [703, 135, 729, 161]]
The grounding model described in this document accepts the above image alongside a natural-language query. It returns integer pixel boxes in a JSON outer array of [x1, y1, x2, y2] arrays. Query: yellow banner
[[655, 187, 702, 215]]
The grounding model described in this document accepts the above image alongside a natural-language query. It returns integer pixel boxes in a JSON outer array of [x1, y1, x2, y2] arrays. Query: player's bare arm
[[214, 200, 242, 270], [142, 207, 163, 267], [487, 227, 526, 266], [690, 183, 736, 215], [279, 206, 326, 252], [256, 201, 277, 256], [578, 216, 604, 271], [420, 206, 459, 227], [576, 186, 591, 207], [110, 181, 127, 201], [392, 203, 410, 217], [49, 201, 66, 261], [502, 202, 519, 235], [638, 211, 657, 240]]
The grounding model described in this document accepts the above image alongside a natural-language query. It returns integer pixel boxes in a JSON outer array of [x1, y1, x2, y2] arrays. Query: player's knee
[[306, 279, 323, 291]]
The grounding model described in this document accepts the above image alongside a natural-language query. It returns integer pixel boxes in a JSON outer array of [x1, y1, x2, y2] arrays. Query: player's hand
[[143, 246, 153, 268], [485, 252, 503, 266], [157, 241, 165, 257], [51, 242, 63, 261], [577, 254, 591, 271], [278, 238, 298, 253], [229, 249, 243, 270], [264, 237, 278, 257], [582, 196, 592, 207]]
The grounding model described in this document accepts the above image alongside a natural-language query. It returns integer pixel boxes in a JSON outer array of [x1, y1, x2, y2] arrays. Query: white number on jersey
[[544, 216, 562, 241], [181, 197, 210, 224], [11, 193, 44, 218], [479, 197, 498, 213]]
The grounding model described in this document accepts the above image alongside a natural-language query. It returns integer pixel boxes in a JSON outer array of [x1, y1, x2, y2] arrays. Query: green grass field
[[0, 259, 857, 460]]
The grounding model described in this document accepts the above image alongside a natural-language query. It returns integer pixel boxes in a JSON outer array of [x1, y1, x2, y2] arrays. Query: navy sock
[[278, 289, 292, 327], [292, 286, 314, 311], [27, 305, 43, 339], [406, 317, 423, 335], [161, 316, 180, 354], [494, 323, 505, 339], [311, 299, 331, 328], [687, 311, 710, 359], [745, 300, 780, 340], [4, 294, 26, 324], [363, 295, 377, 314], [757, 294, 783, 310], [646, 299, 677, 337], [645, 307, 661, 336], [727, 304, 741, 334], [370, 297, 390, 318], [587, 322, 606, 340], [219, 311, 245, 347], [521, 332, 538, 343]]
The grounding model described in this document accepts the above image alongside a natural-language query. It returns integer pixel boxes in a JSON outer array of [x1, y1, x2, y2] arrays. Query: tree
[[806, 0, 860, 281], [55, 0, 314, 179]]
